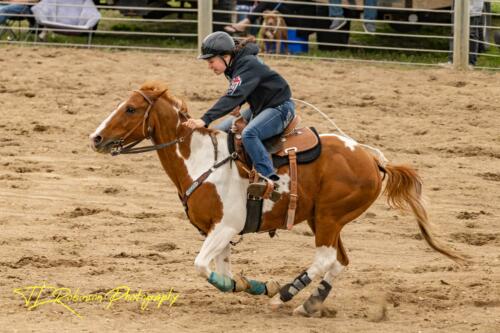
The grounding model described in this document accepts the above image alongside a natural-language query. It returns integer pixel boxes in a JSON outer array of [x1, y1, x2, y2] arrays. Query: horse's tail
[[381, 164, 465, 263]]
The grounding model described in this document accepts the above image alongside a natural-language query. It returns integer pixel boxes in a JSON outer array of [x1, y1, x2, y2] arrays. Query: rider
[[183, 31, 295, 201]]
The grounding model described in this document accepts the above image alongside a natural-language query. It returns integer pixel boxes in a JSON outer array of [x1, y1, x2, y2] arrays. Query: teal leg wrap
[[246, 279, 267, 295], [207, 272, 235, 292]]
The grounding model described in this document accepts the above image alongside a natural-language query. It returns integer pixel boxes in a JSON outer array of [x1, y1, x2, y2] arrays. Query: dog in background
[[257, 10, 288, 54]]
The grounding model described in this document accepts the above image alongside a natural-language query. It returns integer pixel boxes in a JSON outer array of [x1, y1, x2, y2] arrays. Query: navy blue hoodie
[[201, 43, 292, 126]]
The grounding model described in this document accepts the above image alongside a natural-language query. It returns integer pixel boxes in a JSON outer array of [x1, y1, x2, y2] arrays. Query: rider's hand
[[182, 118, 206, 129]]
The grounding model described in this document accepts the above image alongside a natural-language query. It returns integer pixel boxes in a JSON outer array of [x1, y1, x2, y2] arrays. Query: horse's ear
[[159, 89, 168, 98], [152, 89, 168, 101], [180, 99, 190, 118]]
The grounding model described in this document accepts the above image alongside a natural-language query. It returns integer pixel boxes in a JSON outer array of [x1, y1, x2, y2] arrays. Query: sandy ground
[[0, 46, 499, 333]]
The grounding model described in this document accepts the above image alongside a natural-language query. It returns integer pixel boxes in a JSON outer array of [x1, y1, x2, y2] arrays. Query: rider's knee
[[241, 126, 258, 141]]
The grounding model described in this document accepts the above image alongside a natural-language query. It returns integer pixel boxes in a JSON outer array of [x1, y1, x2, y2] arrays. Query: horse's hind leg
[[284, 196, 374, 315], [270, 213, 349, 311], [269, 243, 339, 310], [293, 259, 345, 316]]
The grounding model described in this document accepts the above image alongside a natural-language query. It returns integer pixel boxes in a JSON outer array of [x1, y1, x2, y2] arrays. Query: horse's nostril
[[93, 135, 103, 145]]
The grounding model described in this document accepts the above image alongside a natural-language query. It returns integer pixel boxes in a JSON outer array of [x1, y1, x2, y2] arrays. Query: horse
[[89, 81, 463, 316]]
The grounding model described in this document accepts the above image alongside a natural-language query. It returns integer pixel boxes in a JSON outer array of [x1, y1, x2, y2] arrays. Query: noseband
[[110, 90, 192, 156]]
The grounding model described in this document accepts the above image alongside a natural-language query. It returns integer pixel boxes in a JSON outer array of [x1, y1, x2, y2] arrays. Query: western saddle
[[229, 110, 319, 231]]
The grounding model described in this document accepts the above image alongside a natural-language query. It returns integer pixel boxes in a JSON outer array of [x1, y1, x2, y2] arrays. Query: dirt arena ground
[[0, 46, 499, 332]]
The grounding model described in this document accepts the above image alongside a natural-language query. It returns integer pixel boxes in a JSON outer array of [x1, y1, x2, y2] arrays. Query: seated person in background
[[224, 1, 308, 36], [236, 0, 257, 22], [328, 0, 378, 33], [0, 0, 38, 26], [228, 0, 260, 36]]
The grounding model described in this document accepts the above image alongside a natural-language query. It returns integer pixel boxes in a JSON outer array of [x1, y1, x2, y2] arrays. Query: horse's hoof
[[292, 305, 309, 317], [269, 294, 284, 311], [265, 279, 280, 298], [293, 304, 320, 317]]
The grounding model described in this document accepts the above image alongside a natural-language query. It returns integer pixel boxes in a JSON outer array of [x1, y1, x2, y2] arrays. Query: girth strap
[[180, 152, 237, 218]]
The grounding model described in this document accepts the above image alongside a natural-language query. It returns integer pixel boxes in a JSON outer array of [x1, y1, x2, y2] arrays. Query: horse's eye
[[126, 106, 135, 114]]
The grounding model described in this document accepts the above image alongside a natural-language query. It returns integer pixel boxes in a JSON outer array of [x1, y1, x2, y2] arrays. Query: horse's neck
[[181, 130, 230, 177], [154, 126, 229, 194]]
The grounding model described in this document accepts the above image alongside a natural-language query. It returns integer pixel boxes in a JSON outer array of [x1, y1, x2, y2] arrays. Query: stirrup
[[247, 180, 281, 202]]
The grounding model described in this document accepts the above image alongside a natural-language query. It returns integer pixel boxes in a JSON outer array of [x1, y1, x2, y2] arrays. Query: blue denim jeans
[[328, 0, 377, 21], [215, 100, 295, 178], [0, 4, 31, 25]]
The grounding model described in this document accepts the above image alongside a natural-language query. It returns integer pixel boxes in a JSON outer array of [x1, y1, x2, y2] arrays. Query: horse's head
[[90, 81, 186, 155]]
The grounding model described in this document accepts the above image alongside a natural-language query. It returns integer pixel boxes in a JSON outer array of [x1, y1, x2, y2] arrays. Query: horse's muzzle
[[89, 133, 117, 153]]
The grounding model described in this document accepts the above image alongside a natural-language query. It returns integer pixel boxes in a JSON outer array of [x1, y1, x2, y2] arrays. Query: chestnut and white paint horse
[[90, 81, 462, 316]]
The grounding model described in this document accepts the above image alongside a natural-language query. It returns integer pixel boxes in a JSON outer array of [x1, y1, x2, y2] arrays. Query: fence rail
[[0, 0, 498, 70]]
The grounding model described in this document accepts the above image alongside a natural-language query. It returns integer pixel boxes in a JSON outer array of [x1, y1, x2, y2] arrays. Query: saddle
[[227, 112, 321, 232]]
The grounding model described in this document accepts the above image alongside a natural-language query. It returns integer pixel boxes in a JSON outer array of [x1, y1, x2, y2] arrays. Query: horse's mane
[[139, 80, 217, 135], [140, 80, 185, 113]]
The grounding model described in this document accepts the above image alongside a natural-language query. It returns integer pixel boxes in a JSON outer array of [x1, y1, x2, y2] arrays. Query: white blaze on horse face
[[178, 131, 248, 232], [320, 134, 358, 151], [262, 173, 290, 213], [91, 101, 125, 138]]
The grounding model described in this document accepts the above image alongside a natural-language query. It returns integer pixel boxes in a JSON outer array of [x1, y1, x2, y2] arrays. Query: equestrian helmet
[[198, 31, 235, 59]]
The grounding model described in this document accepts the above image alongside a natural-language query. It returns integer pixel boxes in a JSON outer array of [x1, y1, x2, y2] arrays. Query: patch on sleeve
[[227, 76, 242, 95]]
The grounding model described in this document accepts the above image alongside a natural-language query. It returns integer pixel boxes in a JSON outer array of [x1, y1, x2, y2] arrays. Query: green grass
[[309, 17, 500, 67], [1, 6, 498, 68], [46, 9, 197, 49]]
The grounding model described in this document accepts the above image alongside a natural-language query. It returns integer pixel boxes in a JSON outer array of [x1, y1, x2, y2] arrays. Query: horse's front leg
[[194, 223, 237, 292], [195, 223, 279, 296], [214, 243, 232, 278]]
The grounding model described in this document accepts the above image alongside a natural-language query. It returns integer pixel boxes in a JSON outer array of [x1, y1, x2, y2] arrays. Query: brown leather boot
[[247, 179, 281, 202]]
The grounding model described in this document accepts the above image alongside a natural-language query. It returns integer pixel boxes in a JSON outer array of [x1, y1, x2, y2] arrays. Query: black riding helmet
[[198, 31, 235, 60]]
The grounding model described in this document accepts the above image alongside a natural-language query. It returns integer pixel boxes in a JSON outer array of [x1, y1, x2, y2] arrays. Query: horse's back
[[293, 134, 382, 201]]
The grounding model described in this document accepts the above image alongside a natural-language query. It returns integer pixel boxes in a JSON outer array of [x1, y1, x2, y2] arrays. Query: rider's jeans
[[215, 100, 295, 178]]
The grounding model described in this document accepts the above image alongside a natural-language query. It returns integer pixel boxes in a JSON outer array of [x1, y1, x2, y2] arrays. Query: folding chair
[[31, 0, 101, 45]]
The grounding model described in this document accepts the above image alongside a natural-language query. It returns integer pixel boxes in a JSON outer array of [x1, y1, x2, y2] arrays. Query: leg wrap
[[207, 272, 235, 292], [303, 280, 332, 314], [246, 279, 267, 295], [279, 271, 312, 302], [232, 274, 268, 295]]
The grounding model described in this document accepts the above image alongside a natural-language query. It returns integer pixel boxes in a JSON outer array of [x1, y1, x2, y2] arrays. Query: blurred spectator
[[0, 0, 38, 27], [328, 0, 378, 33], [236, 0, 257, 22], [224, 1, 309, 38]]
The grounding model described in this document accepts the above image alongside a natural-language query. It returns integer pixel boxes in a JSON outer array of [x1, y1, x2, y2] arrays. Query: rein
[[110, 90, 193, 156], [108, 89, 238, 236]]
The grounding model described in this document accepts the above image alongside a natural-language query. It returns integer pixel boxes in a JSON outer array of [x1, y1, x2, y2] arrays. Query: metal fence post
[[198, 0, 213, 53], [453, 0, 470, 70]]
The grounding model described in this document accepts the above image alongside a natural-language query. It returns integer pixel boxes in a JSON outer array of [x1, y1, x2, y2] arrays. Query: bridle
[[110, 90, 193, 156], [107, 88, 238, 237]]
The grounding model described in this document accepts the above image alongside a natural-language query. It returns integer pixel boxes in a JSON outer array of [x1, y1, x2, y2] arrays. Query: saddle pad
[[272, 127, 321, 169], [227, 127, 322, 170]]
